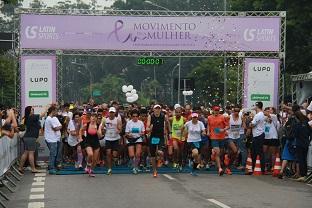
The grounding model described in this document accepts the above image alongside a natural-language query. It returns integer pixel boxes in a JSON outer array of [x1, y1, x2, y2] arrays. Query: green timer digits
[[137, 57, 164, 65]]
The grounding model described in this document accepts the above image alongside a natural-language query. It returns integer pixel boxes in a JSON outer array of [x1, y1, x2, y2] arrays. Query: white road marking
[[34, 177, 46, 182], [163, 174, 176, 180], [207, 199, 231, 208], [31, 188, 45, 193], [32, 182, 45, 186], [29, 194, 44, 200], [35, 173, 47, 177], [28, 202, 44, 208]]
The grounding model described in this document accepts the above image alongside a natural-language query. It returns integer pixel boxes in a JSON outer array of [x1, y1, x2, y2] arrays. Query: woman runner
[[184, 112, 206, 176], [79, 113, 101, 177], [125, 109, 145, 174]]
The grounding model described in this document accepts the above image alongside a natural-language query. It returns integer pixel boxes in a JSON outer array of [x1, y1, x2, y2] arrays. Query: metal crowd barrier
[[0, 134, 23, 208]]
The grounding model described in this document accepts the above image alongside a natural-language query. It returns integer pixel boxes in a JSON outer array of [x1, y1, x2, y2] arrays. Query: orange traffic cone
[[272, 153, 282, 177], [224, 154, 230, 166], [245, 153, 253, 175], [253, 155, 262, 176]]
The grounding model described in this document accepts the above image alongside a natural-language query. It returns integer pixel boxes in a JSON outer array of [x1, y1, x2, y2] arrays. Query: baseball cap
[[109, 107, 116, 113], [174, 104, 181, 110], [153, 104, 161, 109], [191, 112, 199, 118], [212, 106, 220, 111]]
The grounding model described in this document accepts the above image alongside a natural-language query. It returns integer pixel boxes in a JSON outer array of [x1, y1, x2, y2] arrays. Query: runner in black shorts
[[79, 113, 101, 177], [125, 109, 145, 174], [146, 104, 168, 178]]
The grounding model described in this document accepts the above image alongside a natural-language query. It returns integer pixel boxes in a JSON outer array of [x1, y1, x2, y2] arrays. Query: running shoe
[[132, 168, 138, 175], [178, 165, 183, 172], [172, 163, 178, 169], [205, 164, 210, 170], [89, 169, 95, 177], [153, 171, 158, 178], [84, 167, 89, 174], [218, 168, 224, 176], [190, 170, 198, 176], [107, 168, 112, 176], [236, 165, 245, 170], [225, 168, 232, 175]]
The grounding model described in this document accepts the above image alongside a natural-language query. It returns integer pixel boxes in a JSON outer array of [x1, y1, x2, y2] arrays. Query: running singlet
[[104, 117, 120, 141], [208, 114, 227, 140], [171, 116, 184, 140], [150, 113, 165, 139], [228, 114, 242, 139]]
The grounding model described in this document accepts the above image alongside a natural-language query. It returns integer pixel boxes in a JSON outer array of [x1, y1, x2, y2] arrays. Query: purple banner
[[20, 14, 280, 51], [21, 56, 56, 116], [243, 58, 280, 109]]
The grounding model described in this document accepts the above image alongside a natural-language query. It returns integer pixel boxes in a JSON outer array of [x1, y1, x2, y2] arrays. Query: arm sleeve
[[51, 117, 62, 128], [125, 122, 130, 133]]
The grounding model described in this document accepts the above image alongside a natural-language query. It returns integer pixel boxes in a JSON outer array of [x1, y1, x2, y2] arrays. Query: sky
[[22, 0, 116, 8]]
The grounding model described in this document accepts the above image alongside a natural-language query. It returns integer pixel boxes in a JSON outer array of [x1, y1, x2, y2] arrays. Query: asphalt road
[[4, 171, 312, 208]]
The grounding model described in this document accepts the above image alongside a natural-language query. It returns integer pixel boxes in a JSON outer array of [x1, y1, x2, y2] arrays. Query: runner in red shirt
[[207, 106, 229, 176]]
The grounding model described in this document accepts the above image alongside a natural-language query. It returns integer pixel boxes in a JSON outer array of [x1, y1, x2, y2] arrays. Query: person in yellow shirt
[[169, 104, 187, 171]]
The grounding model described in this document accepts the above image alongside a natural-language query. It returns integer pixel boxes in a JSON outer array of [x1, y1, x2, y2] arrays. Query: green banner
[[92, 90, 101, 97], [251, 94, 270, 101], [29, 91, 49, 98]]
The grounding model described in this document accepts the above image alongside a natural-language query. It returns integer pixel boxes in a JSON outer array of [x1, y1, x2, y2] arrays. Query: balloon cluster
[[182, 90, 193, 96], [122, 85, 139, 103]]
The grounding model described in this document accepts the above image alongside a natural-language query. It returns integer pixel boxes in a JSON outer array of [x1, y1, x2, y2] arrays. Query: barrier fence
[[0, 134, 23, 208], [0, 134, 18, 178]]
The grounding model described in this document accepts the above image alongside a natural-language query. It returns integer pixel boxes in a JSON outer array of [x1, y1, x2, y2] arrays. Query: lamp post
[[171, 63, 180, 105], [72, 62, 93, 99], [223, 0, 227, 107]]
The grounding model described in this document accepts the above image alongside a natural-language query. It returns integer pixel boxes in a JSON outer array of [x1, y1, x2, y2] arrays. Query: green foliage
[[0, 55, 16, 106]]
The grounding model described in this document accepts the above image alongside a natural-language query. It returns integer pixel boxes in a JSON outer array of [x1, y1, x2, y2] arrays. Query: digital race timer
[[137, 57, 164, 65]]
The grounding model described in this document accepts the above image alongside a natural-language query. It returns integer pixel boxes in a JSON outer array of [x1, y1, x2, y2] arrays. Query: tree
[[0, 55, 16, 106]]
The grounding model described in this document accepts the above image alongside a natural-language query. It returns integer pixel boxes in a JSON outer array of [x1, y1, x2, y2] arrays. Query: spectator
[[18, 106, 47, 174], [44, 106, 62, 174]]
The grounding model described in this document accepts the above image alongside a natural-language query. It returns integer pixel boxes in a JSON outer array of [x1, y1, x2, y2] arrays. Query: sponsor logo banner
[[21, 14, 280, 51]]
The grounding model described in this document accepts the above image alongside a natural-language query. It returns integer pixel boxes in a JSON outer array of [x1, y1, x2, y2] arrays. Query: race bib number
[[265, 125, 270, 134], [131, 127, 140, 134], [151, 137, 160, 145], [175, 129, 182, 137]]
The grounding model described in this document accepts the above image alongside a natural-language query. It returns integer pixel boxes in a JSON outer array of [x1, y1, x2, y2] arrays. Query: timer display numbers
[[137, 57, 164, 65]]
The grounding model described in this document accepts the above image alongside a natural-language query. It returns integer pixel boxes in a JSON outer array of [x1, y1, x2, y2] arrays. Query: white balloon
[[182, 91, 187, 95], [122, 85, 128, 93], [132, 93, 139, 101], [126, 92, 132, 97], [126, 97, 133, 103], [189, 91, 193, 95], [131, 89, 137, 95], [127, 85, 133, 91]]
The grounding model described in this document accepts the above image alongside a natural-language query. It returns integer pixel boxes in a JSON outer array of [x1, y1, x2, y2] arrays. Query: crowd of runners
[[2, 99, 311, 180]]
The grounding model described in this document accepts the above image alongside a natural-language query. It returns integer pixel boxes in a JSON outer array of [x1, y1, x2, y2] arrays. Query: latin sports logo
[[25, 26, 38, 39], [243, 29, 256, 42]]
